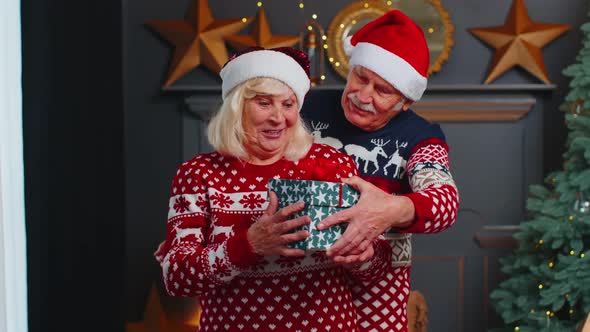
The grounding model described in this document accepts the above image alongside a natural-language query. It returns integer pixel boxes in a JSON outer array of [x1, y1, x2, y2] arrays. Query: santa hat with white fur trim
[[220, 47, 311, 109], [345, 10, 429, 101]]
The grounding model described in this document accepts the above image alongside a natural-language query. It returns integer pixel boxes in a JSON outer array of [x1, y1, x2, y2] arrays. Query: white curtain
[[0, 0, 28, 330]]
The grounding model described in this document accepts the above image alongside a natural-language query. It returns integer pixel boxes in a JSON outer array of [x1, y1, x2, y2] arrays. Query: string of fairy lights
[[241, 1, 437, 82], [243, 1, 399, 50], [298, 0, 398, 81]]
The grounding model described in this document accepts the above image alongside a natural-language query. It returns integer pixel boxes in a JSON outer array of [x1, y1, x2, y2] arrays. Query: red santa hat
[[345, 10, 429, 101], [220, 47, 311, 109]]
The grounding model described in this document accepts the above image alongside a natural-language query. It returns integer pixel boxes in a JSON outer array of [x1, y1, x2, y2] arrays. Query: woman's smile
[[261, 128, 284, 138]]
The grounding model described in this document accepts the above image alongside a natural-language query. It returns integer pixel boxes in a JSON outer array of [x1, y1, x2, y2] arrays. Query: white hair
[[207, 77, 313, 161]]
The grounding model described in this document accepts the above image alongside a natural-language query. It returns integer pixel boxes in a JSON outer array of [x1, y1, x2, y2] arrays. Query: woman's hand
[[248, 191, 311, 257], [331, 243, 375, 267]]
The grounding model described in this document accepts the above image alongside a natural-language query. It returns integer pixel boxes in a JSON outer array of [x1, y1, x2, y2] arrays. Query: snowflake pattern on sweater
[[154, 143, 394, 332], [302, 108, 460, 332]]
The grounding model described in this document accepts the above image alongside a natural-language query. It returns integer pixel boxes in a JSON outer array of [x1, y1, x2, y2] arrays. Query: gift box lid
[[268, 179, 359, 208]]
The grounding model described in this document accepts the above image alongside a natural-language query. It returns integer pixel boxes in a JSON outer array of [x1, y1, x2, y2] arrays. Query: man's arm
[[319, 176, 415, 258], [318, 140, 459, 258], [398, 140, 459, 233]]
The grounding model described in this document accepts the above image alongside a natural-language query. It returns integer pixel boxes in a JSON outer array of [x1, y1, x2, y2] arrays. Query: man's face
[[341, 66, 412, 131]]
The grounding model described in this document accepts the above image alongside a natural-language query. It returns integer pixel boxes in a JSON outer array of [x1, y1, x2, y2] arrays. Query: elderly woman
[[154, 47, 391, 332]]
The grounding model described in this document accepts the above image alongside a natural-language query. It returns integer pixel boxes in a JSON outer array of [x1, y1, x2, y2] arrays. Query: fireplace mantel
[[177, 84, 555, 123], [166, 83, 557, 93]]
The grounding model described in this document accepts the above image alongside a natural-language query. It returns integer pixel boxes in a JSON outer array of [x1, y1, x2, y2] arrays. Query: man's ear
[[402, 99, 413, 111]]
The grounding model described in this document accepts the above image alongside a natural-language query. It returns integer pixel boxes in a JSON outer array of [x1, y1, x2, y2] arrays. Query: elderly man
[[302, 10, 459, 332]]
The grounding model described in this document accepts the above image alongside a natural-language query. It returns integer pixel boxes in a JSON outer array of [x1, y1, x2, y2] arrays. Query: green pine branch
[[490, 7, 590, 331]]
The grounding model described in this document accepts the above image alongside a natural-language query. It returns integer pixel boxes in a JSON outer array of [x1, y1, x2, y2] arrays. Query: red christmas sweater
[[154, 143, 393, 332]]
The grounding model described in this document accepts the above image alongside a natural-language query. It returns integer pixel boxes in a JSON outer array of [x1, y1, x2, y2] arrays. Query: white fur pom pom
[[343, 36, 355, 56]]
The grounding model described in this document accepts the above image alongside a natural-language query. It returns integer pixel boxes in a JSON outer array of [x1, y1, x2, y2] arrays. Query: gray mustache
[[347, 93, 377, 114]]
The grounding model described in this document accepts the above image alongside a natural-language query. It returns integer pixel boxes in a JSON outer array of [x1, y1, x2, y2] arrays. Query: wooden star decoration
[[126, 285, 199, 332], [146, 0, 252, 87], [469, 0, 571, 84], [225, 7, 301, 51]]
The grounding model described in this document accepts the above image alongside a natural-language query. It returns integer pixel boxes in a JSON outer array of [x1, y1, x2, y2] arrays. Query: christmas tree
[[489, 14, 590, 332]]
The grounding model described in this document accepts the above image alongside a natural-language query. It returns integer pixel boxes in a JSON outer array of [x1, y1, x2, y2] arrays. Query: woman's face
[[242, 90, 299, 164]]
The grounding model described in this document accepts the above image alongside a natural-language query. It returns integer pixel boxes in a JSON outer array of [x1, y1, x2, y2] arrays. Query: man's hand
[[317, 176, 415, 257]]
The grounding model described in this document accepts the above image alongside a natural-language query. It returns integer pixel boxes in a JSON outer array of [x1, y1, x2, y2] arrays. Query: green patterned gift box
[[268, 179, 360, 250]]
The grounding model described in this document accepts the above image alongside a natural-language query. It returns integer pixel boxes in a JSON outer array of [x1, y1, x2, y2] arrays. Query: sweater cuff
[[397, 192, 428, 231], [226, 230, 263, 268]]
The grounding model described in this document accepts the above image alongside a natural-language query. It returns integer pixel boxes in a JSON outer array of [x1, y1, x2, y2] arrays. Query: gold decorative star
[[126, 285, 199, 332], [146, 0, 252, 87], [225, 8, 301, 50], [469, 0, 571, 84]]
